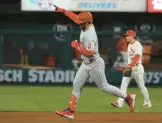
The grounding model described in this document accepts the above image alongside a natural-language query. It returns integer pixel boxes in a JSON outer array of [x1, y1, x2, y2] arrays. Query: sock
[[68, 94, 77, 112]]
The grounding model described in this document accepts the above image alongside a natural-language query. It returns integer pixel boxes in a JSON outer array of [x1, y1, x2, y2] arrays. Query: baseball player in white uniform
[[54, 6, 136, 119], [111, 30, 152, 108]]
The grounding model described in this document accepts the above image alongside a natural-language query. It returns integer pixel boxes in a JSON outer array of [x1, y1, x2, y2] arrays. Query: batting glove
[[71, 40, 80, 48]]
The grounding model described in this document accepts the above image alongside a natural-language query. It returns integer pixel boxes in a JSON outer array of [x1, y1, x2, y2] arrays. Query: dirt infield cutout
[[0, 112, 161, 123]]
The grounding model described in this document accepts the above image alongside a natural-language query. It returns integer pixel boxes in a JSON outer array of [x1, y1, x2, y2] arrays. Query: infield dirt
[[0, 112, 161, 123]]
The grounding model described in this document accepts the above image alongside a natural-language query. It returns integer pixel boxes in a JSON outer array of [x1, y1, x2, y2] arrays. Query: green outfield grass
[[0, 85, 161, 112]]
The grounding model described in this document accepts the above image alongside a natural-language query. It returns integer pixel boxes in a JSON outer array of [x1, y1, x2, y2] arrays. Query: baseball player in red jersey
[[54, 6, 136, 119], [113, 36, 128, 68], [111, 30, 152, 108]]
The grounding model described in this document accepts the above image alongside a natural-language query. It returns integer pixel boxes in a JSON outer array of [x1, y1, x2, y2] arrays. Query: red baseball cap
[[124, 30, 136, 37]]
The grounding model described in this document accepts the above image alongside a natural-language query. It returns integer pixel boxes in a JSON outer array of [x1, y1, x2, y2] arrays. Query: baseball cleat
[[143, 103, 152, 108], [125, 94, 136, 112], [55, 108, 74, 119], [111, 101, 123, 108]]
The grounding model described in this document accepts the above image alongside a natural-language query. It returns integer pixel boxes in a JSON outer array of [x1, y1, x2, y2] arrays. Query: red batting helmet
[[78, 12, 93, 24]]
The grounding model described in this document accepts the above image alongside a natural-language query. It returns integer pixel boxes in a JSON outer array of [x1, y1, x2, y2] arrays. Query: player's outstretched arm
[[54, 5, 81, 24]]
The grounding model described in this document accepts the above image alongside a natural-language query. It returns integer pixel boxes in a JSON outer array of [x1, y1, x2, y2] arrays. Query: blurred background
[[0, 0, 162, 85]]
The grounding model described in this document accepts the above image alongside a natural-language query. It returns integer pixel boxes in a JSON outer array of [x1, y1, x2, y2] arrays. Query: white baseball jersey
[[128, 41, 143, 65], [73, 24, 128, 103], [79, 24, 100, 61], [116, 40, 151, 106]]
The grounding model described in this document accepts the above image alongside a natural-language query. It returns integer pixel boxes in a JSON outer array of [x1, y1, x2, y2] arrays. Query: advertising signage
[[21, 0, 146, 12], [148, 0, 162, 12]]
